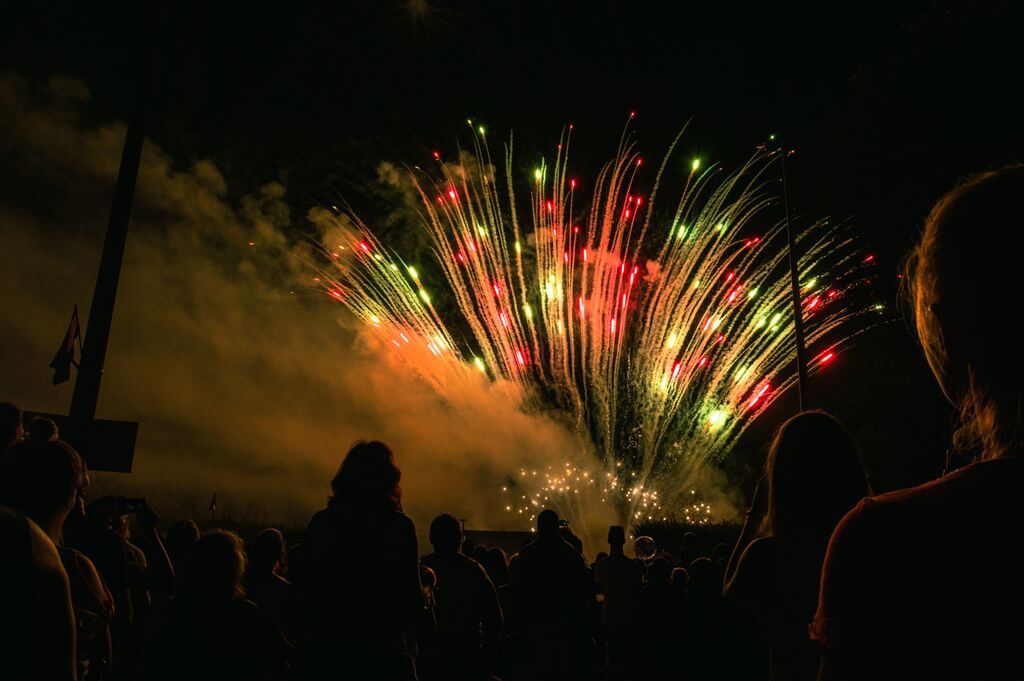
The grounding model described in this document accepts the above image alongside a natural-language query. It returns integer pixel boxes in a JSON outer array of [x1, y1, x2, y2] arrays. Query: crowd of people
[[2, 166, 1023, 681]]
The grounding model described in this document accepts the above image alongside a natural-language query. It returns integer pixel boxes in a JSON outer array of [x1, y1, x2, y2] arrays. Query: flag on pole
[[49, 305, 81, 385]]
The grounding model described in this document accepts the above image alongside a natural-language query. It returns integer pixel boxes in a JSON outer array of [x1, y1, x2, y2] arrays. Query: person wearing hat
[[594, 525, 642, 668]]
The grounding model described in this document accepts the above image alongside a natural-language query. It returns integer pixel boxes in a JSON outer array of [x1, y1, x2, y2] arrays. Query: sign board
[[23, 412, 138, 473]]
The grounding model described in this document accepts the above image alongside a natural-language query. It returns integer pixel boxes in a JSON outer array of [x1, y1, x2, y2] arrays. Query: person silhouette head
[[606, 525, 626, 556], [429, 512, 462, 555], [671, 566, 689, 589], [536, 509, 559, 537], [907, 164, 1024, 459], [166, 518, 200, 573], [329, 440, 401, 513], [0, 439, 86, 539], [182, 530, 246, 605], [482, 546, 511, 586], [27, 417, 58, 443], [250, 528, 285, 575], [647, 556, 672, 584], [607, 524, 626, 547], [765, 411, 870, 540], [0, 402, 23, 450], [559, 525, 584, 555]]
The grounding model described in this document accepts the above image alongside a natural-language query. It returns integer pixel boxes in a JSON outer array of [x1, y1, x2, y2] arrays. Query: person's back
[[815, 165, 1024, 680], [722, 411, 869, 681], [289, 441, 422, 681], [815, 457, 1024, 678], [637, 556, 680, 678], [294, 505, 418, 646], [419, 513, 502, 680], [244, 528, 291, 634], [147, 530, 292, 681], [423, 551, 495, 648], [639, 557, 677, 632], [593, 525, 641, 667], [594, 552, 642, 626], [513, 510, 590, 680], [62, 499, 133, 637], [0, 503, 77, 681], [515, 518, 588, 627], [1, 438, 114, 677]]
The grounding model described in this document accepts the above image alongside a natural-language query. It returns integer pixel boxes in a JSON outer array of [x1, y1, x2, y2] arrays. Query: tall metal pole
[[780, 142, 809, 410], [70, 60, 151, 421]]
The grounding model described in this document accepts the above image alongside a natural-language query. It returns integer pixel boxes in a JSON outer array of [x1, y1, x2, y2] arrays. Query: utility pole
[[69, 49, 151, 420]]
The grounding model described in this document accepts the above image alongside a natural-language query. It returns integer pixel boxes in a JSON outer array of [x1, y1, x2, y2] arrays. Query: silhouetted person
[[686, 555, 720, 676], [558, 523, 585, 557], [635, 556, 679, 678], [678, 531, 701, 566], [514, 509, 592, 681], [670, 566, 689, 601], [0, 502, 77, 681], [481, 546, 511, 588], [62, 479, 134, 662], [0, 401, 23, 457], [27, 415, 59, 442], [1, 438, 114, 677], [420, 513, 503, 681], [593, 525, 641, 669], [814, 165, 1024, 680], [495, 553, 527, 678], [290, 440, 423, 680], [244, 528, 291, 635], [471, 544, 489, 566], [723, 411, 869, 681], [89, 496, 176, 677], [165, 519, 200, 583], [146, 530, 292, 680]]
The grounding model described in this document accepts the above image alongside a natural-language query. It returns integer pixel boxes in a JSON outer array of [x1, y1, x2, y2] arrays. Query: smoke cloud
[[0, 73, 588, 544]]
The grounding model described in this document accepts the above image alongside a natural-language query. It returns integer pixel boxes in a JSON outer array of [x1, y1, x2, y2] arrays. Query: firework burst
[[317, 121, 877, 527]]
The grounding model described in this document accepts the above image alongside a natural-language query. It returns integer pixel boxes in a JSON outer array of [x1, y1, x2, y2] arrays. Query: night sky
[[11, 1, 1023, 231], [4, 1, 1023, 514]]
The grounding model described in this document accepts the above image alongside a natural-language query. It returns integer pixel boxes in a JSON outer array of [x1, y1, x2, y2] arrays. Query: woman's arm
[[721, 536, 772, 625], [723, 478, 767, 589], [28, 519, 77, 681], [136, 500, 175, 595], [77, 553, 114, 672]]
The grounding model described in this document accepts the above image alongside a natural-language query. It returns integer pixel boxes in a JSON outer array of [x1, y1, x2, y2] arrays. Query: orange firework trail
[[317, 120, 879, 525]]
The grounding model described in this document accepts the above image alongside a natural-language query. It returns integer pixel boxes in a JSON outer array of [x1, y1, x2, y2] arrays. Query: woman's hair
[[165, 519, 200, 560], [483, 546, 511, 586], [0, 439, 86, 523], [27, 417, 58, 442], [248, 528, 285, 572], [181, 530, 246, 604], [765, 411, 870, 539], [905, 164, 1024, 459], [328, 440, 401, 512]]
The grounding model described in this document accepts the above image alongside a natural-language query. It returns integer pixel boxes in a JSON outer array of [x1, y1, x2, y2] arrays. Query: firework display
[[318, 122, 877, 527]]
